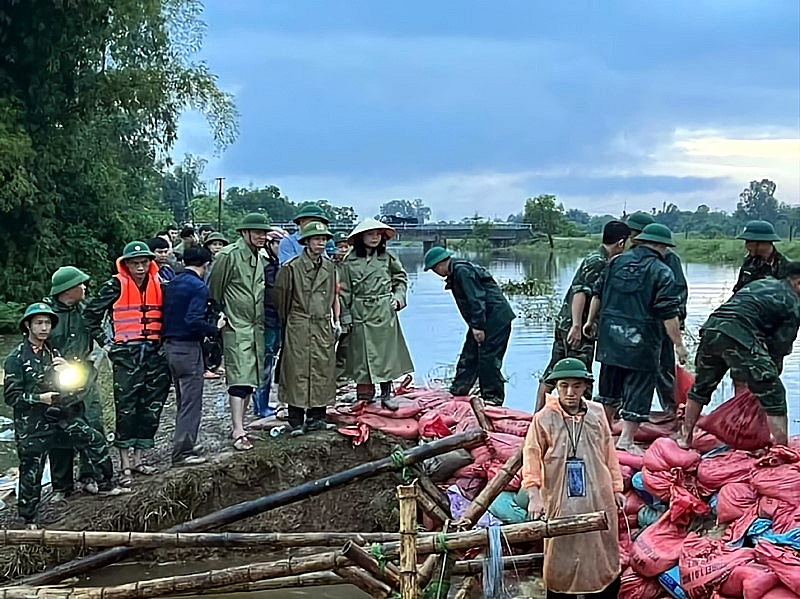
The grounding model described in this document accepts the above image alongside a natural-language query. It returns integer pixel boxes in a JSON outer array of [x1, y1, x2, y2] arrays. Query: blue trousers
[[253, 324, 282, 417]]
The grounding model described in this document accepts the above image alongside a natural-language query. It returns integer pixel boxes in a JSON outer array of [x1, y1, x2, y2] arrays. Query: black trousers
[[449, 322, 512, 405], [546, 575, 620, 599]]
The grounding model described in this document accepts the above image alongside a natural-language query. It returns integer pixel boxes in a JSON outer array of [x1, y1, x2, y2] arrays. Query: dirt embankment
[[0, 376, 402, 581]]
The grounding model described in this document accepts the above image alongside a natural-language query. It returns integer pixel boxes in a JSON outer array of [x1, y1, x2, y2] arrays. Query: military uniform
[[655, 249, 688, 412], [542, 246, 609, 385], [4, 331, 114, 523], [732, 250, 789, 294], [689, 278, 800, 416], [594, 244, 680, 422], [444, 258, 515, 405]]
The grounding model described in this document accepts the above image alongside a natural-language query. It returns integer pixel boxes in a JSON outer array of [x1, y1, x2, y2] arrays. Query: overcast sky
[[173, 1, 800, 221]]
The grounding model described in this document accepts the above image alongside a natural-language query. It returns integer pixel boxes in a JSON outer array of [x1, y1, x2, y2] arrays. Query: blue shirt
[[162, 270, 217, 342], [278, 232, 335, 265]]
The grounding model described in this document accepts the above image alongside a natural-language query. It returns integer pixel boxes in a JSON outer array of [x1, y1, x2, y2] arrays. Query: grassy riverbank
[[504, 235, 800, 263]]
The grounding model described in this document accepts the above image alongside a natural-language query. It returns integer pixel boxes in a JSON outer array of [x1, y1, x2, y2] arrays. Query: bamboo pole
[[20, 428, 485, 587], [411, 469, 451, 516], [341, 541, 400, 589], [456, 445, 523, 529], [377, 511, 607, 558], [421, 551, 454, 599], [453, 575, 480, 599], [452, 552, 543, 575], [0, 529, 421, 549], [469, 396, 493, 433], [335, 567, 393, 599], [397, 484, 419, 599], [414, 486, 449, 529]]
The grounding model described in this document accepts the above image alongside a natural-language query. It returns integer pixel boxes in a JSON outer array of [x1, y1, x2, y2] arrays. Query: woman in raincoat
[[339, 218, 414, 409]]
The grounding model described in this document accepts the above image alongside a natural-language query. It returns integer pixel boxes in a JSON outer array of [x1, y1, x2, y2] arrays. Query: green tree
[[226, 186, 295, 222], [163, 154, 207, 223], [736, 179, 781, 223], [379, 198, 431, 222], [523, 194, 565, 248]]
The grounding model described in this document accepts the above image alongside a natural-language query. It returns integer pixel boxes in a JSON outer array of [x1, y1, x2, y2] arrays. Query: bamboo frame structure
[[469, 396, 493, 433], [397, 484, 419, 599], [335, 567, 393, 599], [456, 445, 523, 529], [453, 575, 480, 599], [20, 428, 485, 587], [341, 541, 400, 589]]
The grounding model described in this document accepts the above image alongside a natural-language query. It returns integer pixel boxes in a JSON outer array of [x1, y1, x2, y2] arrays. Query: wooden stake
[[452, 552, 543, 575], [414, 486, 449, 528], [469, 396, 493, 433], [341, 541, 400, 589], [453, 575, 480, 599], [377, 511, 607, 558], [21, 428, 486, 587], [335, 567, 393, 599], [456, 445, 523, 529], [397, 484, 419, 599]]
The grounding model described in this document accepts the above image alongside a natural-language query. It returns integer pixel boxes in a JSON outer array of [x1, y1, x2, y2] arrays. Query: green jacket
[[554, 246, 609, 336], [595, 245, 680, 371], [703, 278, 800, 358], [208, 237, 266, 387], [3, 340, 60, 442], [274, 249, 336, 408], [663, 249, 688, 323], [445, 259, 515, 331], [732, 249, 789, 294], [339, 249, 414, 383], [42, 296, 94, 361]]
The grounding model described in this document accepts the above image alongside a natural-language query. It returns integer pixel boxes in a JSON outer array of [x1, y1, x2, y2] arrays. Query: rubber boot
[[379, 382, 398, 411], [356, 383, 376, 403]]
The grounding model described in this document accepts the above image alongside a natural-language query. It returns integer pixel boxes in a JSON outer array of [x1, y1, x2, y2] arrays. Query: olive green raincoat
[[339, 250, 414, 384], [274, 249, 337, 408], [208, 237, 266, 388]]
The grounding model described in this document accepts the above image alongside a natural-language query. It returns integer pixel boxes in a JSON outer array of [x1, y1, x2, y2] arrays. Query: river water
[[1, 248, 799, 597]]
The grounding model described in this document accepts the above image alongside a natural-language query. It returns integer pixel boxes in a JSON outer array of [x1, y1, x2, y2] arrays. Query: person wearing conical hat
[[521, 358, 624, 597], [274, 221, 339, 435], [278, 203, 331, 265], [5, 303, 128, 524], [208, 213, 271, 450], [83, 241, 171, 482], [423, 246, 515, 406], [339, 218, 414, 409], [43, 267, 109, 498], [732, 220, 788, 294], [582, 224, 688, 456]]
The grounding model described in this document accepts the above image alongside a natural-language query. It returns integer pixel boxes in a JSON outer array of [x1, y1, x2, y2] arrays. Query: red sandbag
[[624, 490, 647, 516], [724, 504, 760, 543], [483, 461, 522, 491], [697, 390, 771, 451], [675, 364, 694, 406], [763, 586, 800, 599], [612, 420, 679, 443], [697, 450, 757, 491], [679, 533, 755, 599], [362, 399, 425, 419], [619, 567, 663, 599], [644, 437, 701, 472], [630, 513, 687, 577], [418, 413, 451, 439], [755, 445, 800, 468], [669, 484, 710, 526], [772, 502, 800, 534], [716, 482, 759, 525], [641, 466, 675, 501], [751, 463, 800, 505], [486, 432, 523, 462], [357, 414, 419, 439], [619, 535, 633, 571], [617, 450, 644, 471], [721, 563, 779, 599], [760, 496, 781, 519], [483, 404, 532, 422], [417, 399, 476, 436], [620, 464, 635, 491], [691, 429, 725, 454], [755, 542, 800, 595], [449, 476, 484, 501], [490, 418, 530, 437], [452, 462, 484, 480]]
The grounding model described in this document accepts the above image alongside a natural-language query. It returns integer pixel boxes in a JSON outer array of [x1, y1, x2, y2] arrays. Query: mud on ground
[[0, 376, 401, 581]]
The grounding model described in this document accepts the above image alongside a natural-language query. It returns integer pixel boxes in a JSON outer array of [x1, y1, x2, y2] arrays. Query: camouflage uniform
[[656, 249, 688, 412], [689, 278, 800, 416], [3, 341, 113, 523], [542, 246, 609, 389], [732, 249, 789, 294], [83, 278, 170, 450], [42, 295, 106, 493]]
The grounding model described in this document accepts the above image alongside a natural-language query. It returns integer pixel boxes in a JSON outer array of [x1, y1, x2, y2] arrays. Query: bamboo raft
[[2, 425, 608, 599]]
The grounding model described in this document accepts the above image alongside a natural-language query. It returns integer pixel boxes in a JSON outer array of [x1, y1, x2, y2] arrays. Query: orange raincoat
[[522, 397, 623, 594]]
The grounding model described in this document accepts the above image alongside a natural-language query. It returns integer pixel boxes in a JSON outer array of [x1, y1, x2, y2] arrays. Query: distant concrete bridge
[[270, 222, 535, 252]]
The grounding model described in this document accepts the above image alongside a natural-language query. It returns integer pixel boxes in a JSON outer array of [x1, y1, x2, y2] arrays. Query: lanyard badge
[[563, 413, 587, 498]]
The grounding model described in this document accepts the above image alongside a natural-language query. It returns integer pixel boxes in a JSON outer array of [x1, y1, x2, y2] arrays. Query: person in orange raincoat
[[522, 357, 625, 598]]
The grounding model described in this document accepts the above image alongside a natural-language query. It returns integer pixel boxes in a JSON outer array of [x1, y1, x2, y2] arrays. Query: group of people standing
[[522, 215, 799, 598]]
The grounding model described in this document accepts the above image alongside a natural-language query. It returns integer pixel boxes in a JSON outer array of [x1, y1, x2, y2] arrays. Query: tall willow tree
[[0, 0, 237, 302]]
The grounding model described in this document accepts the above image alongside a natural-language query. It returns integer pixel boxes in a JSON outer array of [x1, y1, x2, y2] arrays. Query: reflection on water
[[396, 247, 800, 435]]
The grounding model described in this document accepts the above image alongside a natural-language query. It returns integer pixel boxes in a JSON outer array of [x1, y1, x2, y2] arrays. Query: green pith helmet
[[423, 246, 454, 271], [19, 302, 59, 334], [202, 232, 230, 248], [121, 241, 155, 261], [635, 223, 676, 247], [347, 217, 396, 242], [298, 221, 333, 243], [627, 212, 656, 232], [292, 204, 330, 225], [545, 358, 593, 383], [333, 232, 350, 244], [236, 213, 273, 232], [50, 266, 90, 296], [736, 220, 781, 242]]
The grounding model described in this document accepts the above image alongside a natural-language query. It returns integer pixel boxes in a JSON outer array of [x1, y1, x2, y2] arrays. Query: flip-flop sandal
[[233, 435, 254, 451], [132, 464, 158, 475]]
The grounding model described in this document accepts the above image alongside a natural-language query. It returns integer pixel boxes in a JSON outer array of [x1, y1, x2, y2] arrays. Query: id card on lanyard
[[563, 413, 586, 498]]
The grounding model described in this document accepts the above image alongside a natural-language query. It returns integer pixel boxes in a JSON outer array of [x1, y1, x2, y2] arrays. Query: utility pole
[[216, 177, 225, 231]]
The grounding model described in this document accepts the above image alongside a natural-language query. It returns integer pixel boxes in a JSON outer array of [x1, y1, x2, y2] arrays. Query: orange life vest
[[112, 260, 163, 343]]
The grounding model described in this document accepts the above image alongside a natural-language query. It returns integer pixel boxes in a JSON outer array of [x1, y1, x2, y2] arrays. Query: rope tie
[[434, 533, 449, 554], [370, 543, 389, 574], [390, 446, 412, 481]]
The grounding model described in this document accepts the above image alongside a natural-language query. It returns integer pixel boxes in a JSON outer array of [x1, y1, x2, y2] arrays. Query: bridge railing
[[269, 222, 533, 232]]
